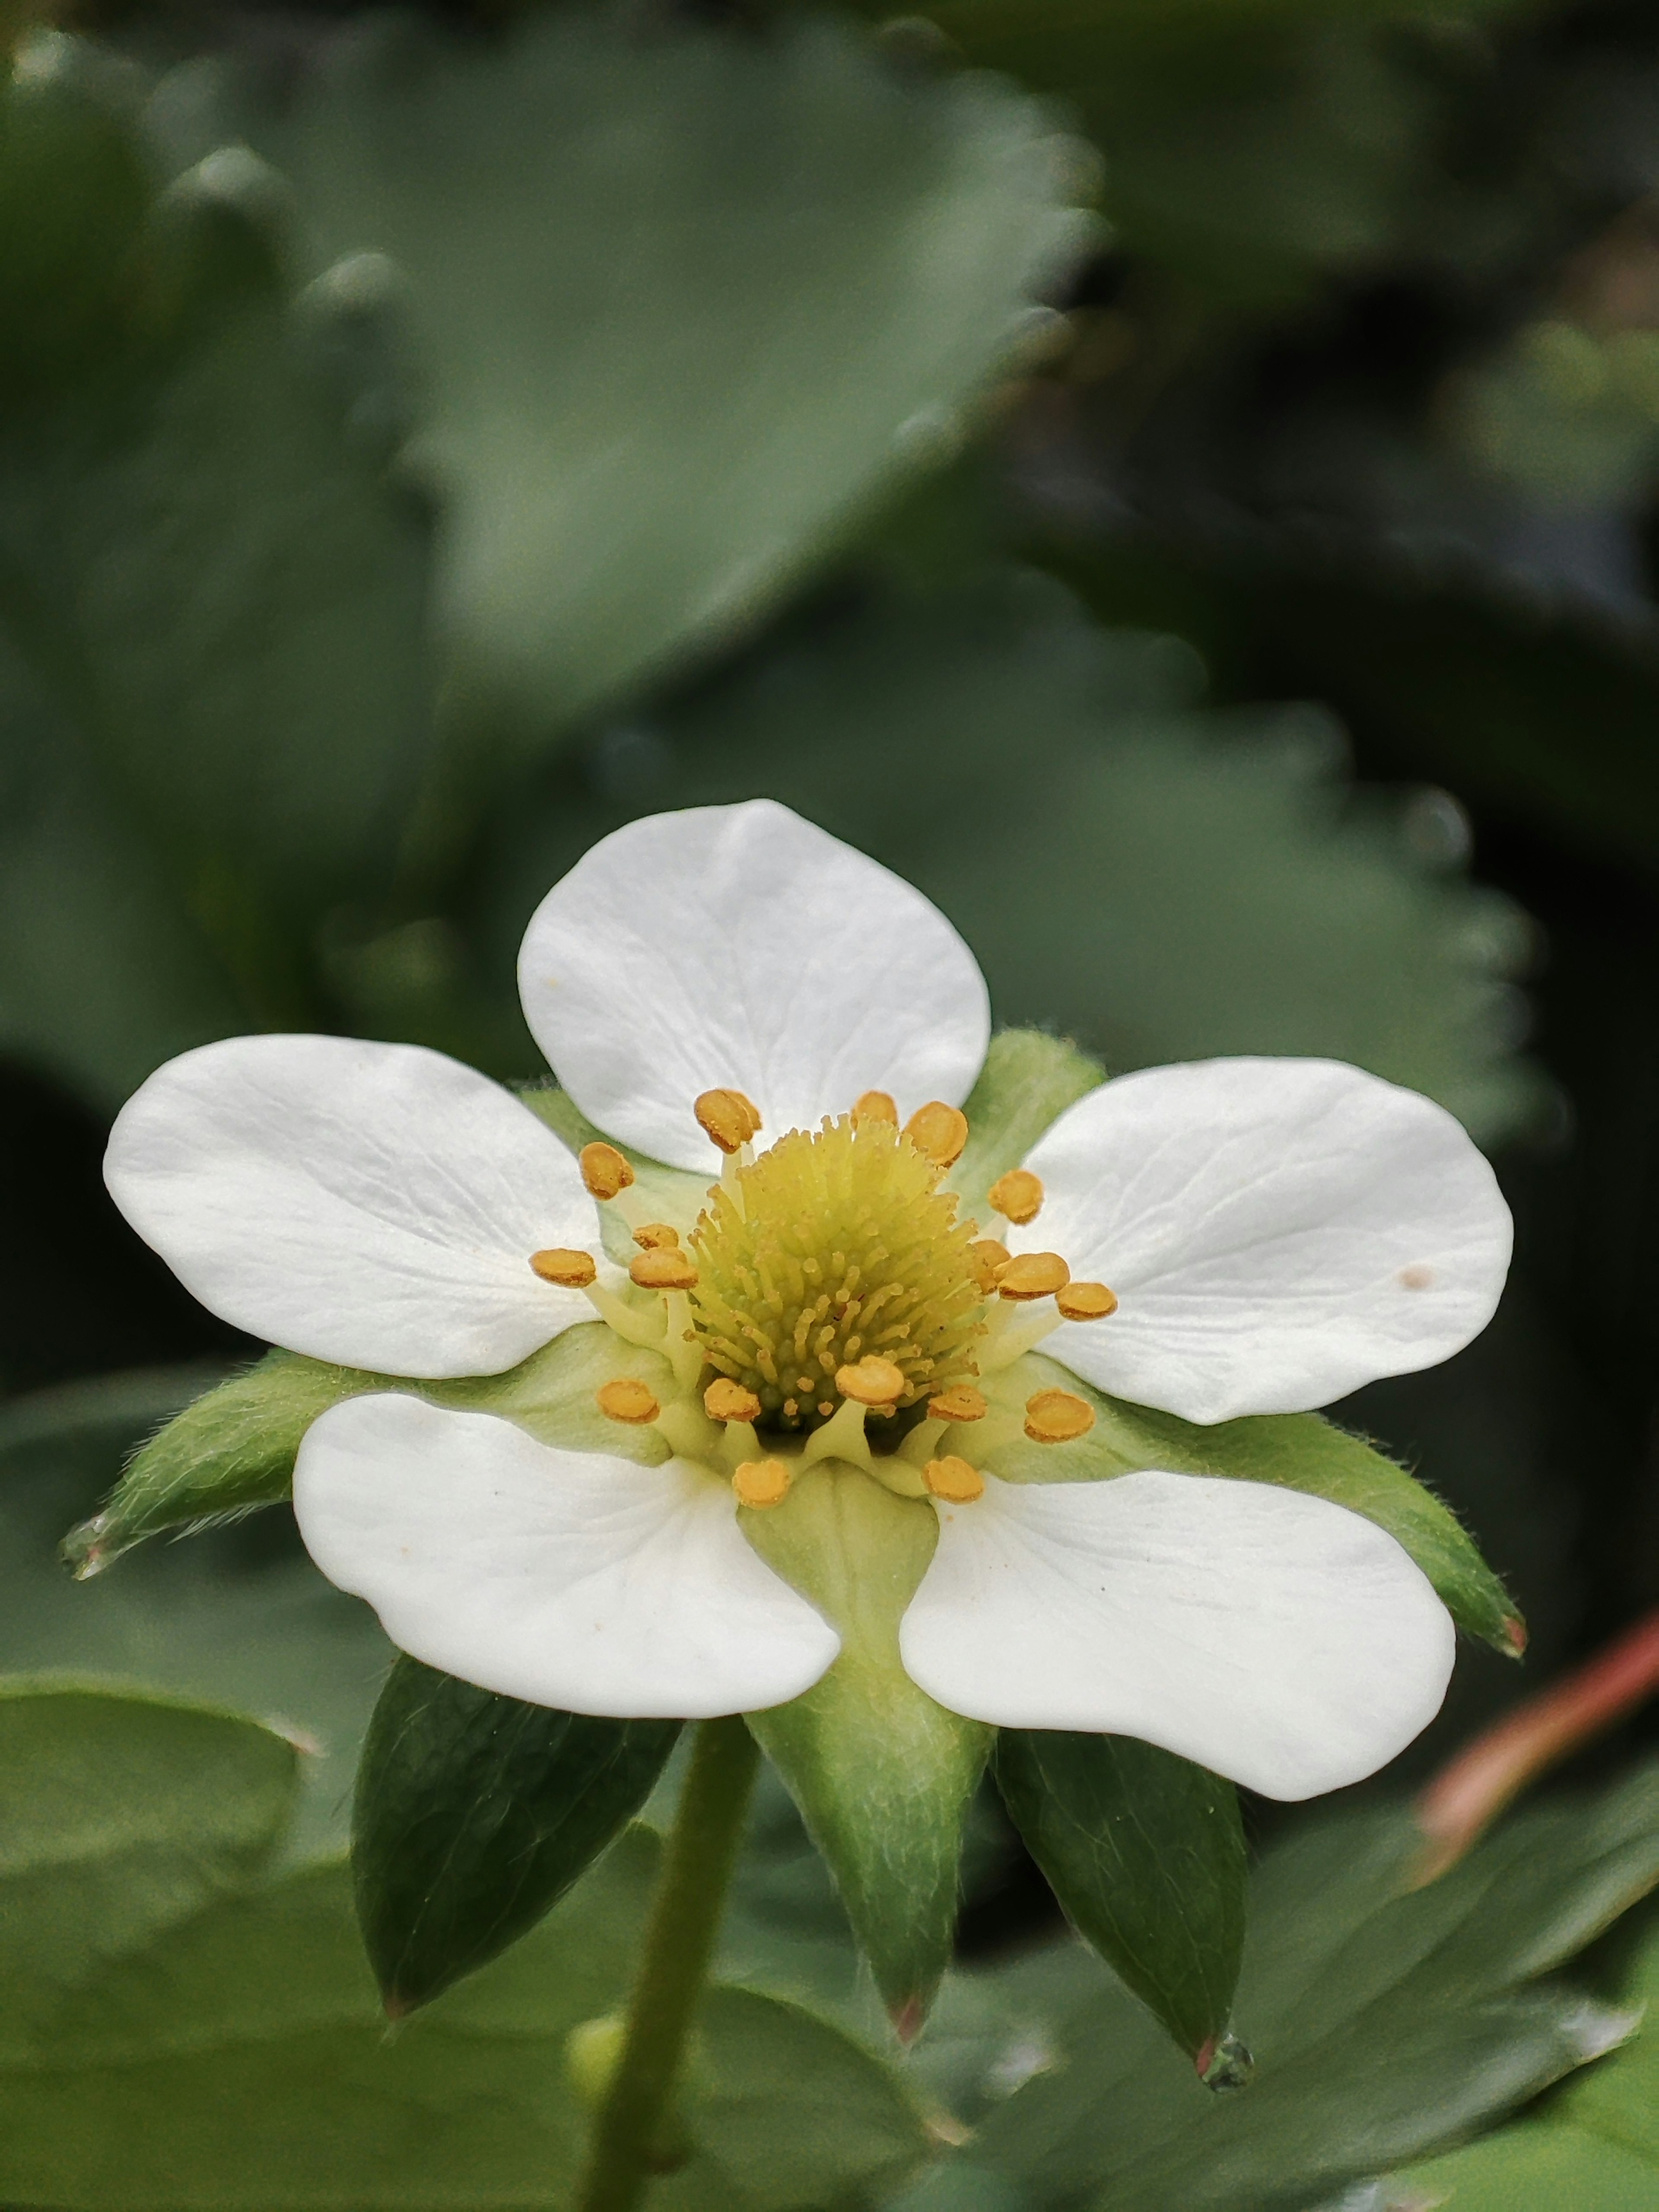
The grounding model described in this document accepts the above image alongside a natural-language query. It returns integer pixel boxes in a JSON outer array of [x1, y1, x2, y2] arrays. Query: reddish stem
[[1414, 1607, 1659, 1883]]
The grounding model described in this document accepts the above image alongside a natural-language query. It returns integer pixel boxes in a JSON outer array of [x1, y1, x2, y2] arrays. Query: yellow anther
[[733, 1458, 791, 1509], [579, 1142, 634, 1201], [852, 1090, 898, 1127], [998, 1251, 1071, 1302], [1056, 1280, 1119, 1321], [836, 1354, 907, 1406], [967, 1238, 1011, 1293], [1023, 1388, 1096, 1443], [597, 1378, 661, 1425], [928, 1383, 988, 1422], [695, 1087, 763, 1154], [923, 1455, 985, 1503], [629, 1248, 699, 1292], [530, 1247, 597, 1287], [704, 1377, 763, 1424], [988, 1169, 1044, 1225], [904, 1100, 969, 1169], [632, 1222, 681, 1250]]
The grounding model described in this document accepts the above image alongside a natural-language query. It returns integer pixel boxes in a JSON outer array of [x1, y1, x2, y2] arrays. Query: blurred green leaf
[[0, 39, 432, 1100], [994, 1730, 1246, 2064], [153, 7, 1088, 742], [479, 569, 1541, 1148], [958, 1764, 1659, 2212], [744, 1462, 990, 2028], [0, 1684, 928, 2210], [0, 1682, 297, 2032], [353, 1653, 679, 2014], [0, 1370, 390, 1859]]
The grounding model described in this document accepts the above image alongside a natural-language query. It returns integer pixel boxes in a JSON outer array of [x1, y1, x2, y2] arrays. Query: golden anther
[[629, 1248, 699, 1292], [632, 1222, 681, 1250], [988, 1169, 1044, 1225], [1023, 1388, 1096, 1443], [928, 1383, 988, 1423], [967, 1238, 1011, 1293], [923, 1455, 985, 1503], [998, 1251, 1071, 1302], [852, 1090, 898, 1127], [1056, 1280, 1118, 1321], [704, 1377, 762, 1424], [835, 1354, 907, 1406], [695, 1087, 763, 1154], [579, 1142, 634, 1201], [597, 1378, 661, 1425], [904, 1100, 969, 1169], [530, 1247, 597, 1287], [733, 1458, 791, 1509]]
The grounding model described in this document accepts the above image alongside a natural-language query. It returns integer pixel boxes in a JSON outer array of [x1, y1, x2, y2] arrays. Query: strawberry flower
[[105, 800, 1511, 1799]]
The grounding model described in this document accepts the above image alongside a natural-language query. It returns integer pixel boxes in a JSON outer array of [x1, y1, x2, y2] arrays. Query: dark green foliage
[[352, 1654, 681, 2013], [995, 1729, 1247, 2063]]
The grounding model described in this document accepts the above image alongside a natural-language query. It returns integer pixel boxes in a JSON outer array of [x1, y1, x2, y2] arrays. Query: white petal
[[294, 1394, 840, 1717], [1017, 1057, 1513, 1422], [517, 800, 990, 1170], [900, 1470, 1454, 1799], [105, 1034, 600, 1378]]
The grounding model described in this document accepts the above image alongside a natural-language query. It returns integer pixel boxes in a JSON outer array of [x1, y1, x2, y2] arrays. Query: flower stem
[[574, 1713, 760, 2212]]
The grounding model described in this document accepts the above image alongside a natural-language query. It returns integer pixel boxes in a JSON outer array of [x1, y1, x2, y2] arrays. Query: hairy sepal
[[353, 1654, 680, 2015], [995, 1729, 1246, 2065], [991, 1353, 1521, 1654], [741, 1462, 990, 2031], [951, 1029, 1105, 1227]]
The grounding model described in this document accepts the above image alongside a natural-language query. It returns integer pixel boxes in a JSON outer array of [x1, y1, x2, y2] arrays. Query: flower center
[[686, 1114, 984, 1434]]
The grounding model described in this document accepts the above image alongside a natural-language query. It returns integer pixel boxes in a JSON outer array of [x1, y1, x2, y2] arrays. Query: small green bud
[[565, 2014, 627, 2109]]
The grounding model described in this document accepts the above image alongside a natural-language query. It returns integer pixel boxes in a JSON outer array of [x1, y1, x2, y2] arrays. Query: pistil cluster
[[530, 1082, 1118, 1516]]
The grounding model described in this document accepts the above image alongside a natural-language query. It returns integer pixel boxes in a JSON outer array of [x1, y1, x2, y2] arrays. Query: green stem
[[574, 1714, 761, 2212]]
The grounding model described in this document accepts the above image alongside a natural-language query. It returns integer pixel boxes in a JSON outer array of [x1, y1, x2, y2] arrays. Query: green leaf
[[479, 567, 1541, 1149], [952, 1029, 1106, 1227], [994, 1729, 1246, 2063], [0, 1682, 298, 2038], [156, 9, 1087, 739], [0, 1690, 928, 2210], [353, 1653, 680, 2014], [962, 1762, 1659, 2212], [986, 1350, 1520, 1655], [742, 1461, 990, 2028]]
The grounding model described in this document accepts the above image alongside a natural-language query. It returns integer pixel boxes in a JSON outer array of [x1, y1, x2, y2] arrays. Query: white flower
[[105, 799, 1511, 1800]]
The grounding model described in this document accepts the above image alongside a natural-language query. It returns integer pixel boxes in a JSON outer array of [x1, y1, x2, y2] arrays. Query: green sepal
[[993, 1729, 1246, 2065], [517, 1081, 712, 1259], [741, 1462, 990, 2030], [64, 1322, 674, 1574], [60, 1350, 376, 1575], [951, 1030, 1105, 1227], [352, 1654, 680, 2015], [990, 1352, 1523, 1655]]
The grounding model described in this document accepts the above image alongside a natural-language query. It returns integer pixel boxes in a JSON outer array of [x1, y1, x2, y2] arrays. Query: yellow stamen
[[579, 1143, 634, 1201], [733, 1458, 791, 1509], [704, 1377, 763, 1424], [852, 1090, 898, 1127], [632, 1222, 681, 1250], [1023, 1388, 1095, 1443], [530, 1247, 597, 1287], [928, 1383, 988, 1422], [1056, 1280, 1118, 1321], [988, 1169, 1044, 1225], [967, 1238, 1011, 1293], [835, 1354, 907, 1406], [629, 1248, 699, 1292], [923, 1455, 985, 1503], [998, 1251, 1070, 1302], [695, 1087, 763, 1154], [904, 1100, 969, 1169], [597, 1378, 660, 1424]]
